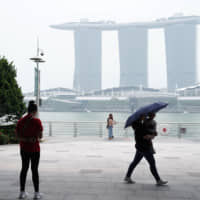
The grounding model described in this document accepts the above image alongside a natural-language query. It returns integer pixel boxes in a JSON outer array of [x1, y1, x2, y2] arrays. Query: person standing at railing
[[106, 113, 116, 140], [124, 114, 168, 186], [16, 101, 43, 199]]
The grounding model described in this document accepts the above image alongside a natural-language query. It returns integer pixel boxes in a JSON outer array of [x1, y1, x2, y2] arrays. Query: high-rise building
[[51, 15, 200, 92], [118, 27, 148, 87], [73, 28, 102, 92], [165, 24, 197, 91]]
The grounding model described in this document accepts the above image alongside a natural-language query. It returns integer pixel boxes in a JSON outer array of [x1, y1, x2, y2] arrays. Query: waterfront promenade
[[0, 136, 200, 200]]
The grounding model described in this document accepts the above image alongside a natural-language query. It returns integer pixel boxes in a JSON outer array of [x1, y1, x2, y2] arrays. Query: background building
[[73, 28, 102, 92], [51, 15, 200, 92]]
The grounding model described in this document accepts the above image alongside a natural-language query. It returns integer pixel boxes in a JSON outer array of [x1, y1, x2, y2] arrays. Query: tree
[[0, 57, 26, 121]]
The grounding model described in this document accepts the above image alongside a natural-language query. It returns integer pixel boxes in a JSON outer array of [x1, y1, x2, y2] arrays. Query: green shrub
[[0, 133, 9, 144], [0, 124, 18, 144], [9, 136, 18, 144]]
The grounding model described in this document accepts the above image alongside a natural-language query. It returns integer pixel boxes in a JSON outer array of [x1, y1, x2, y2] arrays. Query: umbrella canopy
[[124, 102, 168, 128]]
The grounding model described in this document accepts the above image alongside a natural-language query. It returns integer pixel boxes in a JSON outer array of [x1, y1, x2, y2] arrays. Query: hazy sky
[[0, 0, 200, 93]]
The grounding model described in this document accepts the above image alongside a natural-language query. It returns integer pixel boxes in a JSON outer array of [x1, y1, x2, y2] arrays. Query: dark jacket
[[131, 120, 152, 152], [143, 119, 157, 136]]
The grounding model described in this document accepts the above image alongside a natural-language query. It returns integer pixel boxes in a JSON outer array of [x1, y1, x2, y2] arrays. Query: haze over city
[[0, 0, 200, 93]]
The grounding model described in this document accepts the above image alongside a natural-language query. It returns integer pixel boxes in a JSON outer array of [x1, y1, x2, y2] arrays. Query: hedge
[[0, 124, 18, 145]]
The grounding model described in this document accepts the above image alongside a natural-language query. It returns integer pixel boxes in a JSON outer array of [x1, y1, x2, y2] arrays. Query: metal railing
[[42, 121, 200, 140]]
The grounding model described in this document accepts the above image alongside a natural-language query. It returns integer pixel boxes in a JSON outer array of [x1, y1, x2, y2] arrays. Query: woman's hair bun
[[28, 100, 35, 105], [28, 100, 37, 113]]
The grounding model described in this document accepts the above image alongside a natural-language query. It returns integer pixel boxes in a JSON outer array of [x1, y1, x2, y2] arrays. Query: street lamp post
[[30, 40, 45, 111]]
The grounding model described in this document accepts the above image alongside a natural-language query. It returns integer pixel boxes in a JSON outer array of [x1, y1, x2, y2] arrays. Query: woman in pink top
[[106, 113, 116, 140]]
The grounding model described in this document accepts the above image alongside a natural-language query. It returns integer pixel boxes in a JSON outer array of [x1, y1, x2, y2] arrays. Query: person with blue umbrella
[[143, 112, 158, 154], [124, 103, 168, 186]]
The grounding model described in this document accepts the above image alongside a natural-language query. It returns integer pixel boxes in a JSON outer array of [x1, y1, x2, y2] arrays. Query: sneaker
[[33, 192, 43, 199], [156, 179, 168, 186], [18, 191, 28, 199], [124, 177, 135, 184]]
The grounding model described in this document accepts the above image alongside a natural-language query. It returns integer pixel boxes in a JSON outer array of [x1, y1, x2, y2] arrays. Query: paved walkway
[[0, 136, 200, 200]]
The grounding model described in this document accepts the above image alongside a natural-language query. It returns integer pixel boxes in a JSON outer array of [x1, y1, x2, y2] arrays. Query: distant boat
[[183, 110, 188, 114]]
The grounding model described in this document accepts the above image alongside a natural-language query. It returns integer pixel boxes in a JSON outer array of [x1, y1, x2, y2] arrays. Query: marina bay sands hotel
[[51, 15, 200, 92]]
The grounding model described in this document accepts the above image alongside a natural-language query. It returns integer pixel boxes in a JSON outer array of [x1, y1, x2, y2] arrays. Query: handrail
[[42, 121, 200, 139]]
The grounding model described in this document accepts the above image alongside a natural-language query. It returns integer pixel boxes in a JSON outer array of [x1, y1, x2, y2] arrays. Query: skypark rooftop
[[50, 15, 200, 30]]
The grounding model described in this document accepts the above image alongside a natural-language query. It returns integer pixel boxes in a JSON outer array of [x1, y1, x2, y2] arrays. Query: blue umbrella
[[124, 102, 168, 128]]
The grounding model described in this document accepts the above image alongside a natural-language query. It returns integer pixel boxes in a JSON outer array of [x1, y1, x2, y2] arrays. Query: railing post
[[49, 122, 52, 136], [178, 123, 181, 138], [73, 122, 77, 137], [99, 122, 103, 137], [43, 121, 199, 139], [125, 128, 128, 137]]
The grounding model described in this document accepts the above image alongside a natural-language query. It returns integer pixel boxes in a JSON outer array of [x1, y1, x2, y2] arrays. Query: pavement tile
[[0, 136, 200, 200]]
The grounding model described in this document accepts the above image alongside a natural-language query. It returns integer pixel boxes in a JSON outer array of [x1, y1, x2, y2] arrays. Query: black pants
[[126, 149, 161, 181], [20, 150, 40, 192]]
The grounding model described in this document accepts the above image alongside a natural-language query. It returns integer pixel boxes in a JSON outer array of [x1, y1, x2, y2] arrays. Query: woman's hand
[[19, 137, 38, 143], [143, 135, 155, 140], [27, 137, 38, 143]]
